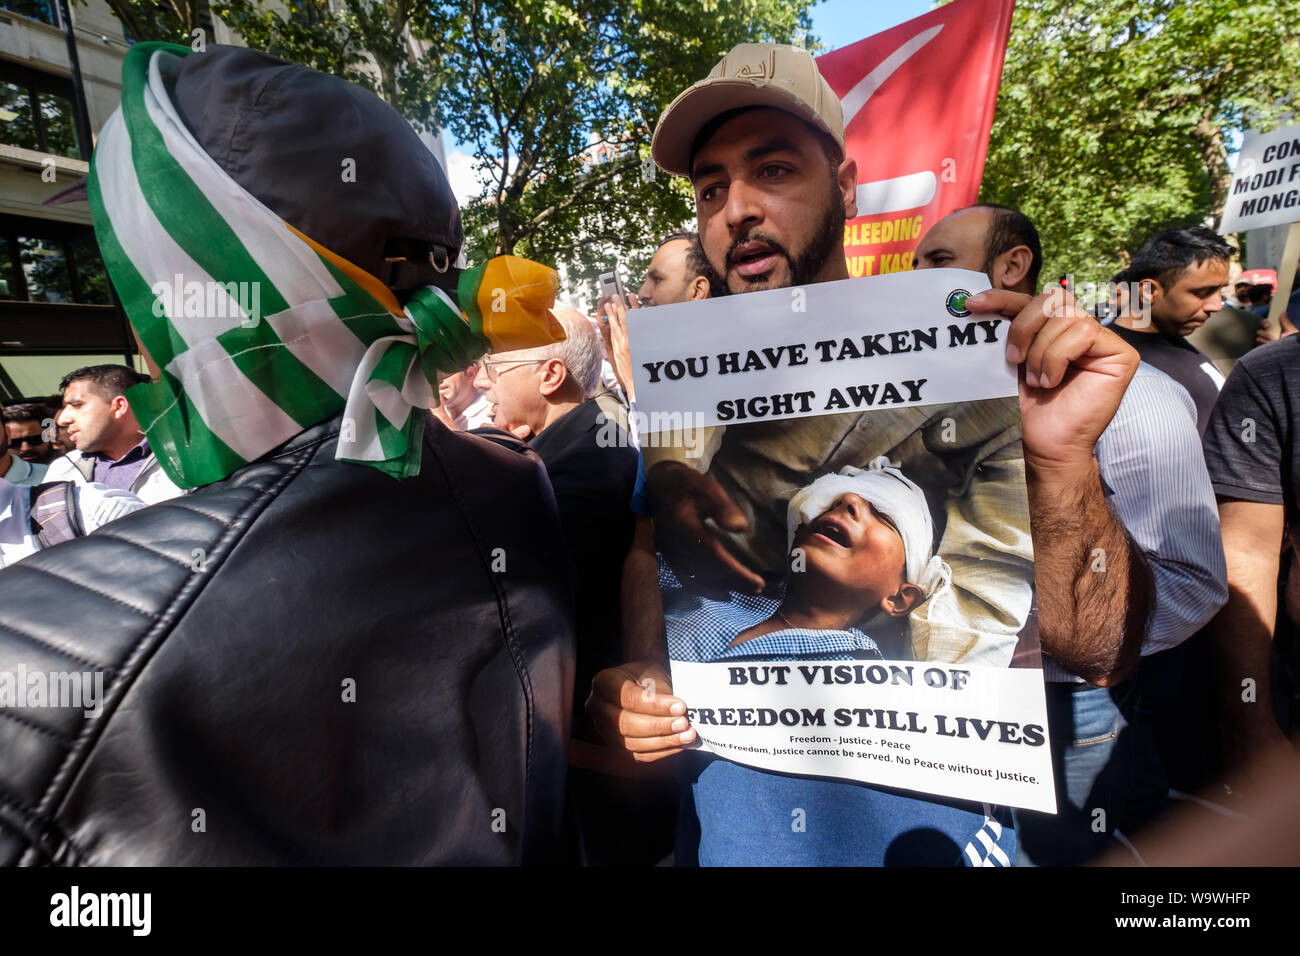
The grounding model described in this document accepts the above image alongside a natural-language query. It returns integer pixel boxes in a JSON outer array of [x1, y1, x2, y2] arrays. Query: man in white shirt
[[44, 365, 183, 505], [0, 478, 145, 569], [0, 424, 48, 488], [0, 400, 58, 486]]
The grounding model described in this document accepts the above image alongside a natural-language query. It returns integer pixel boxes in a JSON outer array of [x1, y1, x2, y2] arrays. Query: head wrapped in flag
[[87, 42, 564, 489]]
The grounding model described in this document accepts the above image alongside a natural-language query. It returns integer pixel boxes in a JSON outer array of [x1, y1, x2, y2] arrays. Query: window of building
[[0, 215, 111, 305], [0, 354, 144, 402], [0, 235, 13, 300], [65, 233, 109, 304], [0, 81, 41, 149], [0, 0, 57, 27], [18, 236, 73, 302], [0, 60, 84, 159]]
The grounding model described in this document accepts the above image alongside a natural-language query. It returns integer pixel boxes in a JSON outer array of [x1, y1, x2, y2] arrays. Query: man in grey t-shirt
[[1202, 334, 1300, 778]]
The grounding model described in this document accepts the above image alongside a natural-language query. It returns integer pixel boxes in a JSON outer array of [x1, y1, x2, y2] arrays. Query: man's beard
[[704, 178, 845, 295]]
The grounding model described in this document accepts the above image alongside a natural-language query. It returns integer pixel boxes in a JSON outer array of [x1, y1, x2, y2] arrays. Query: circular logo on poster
[[945, 289, 972, 317]]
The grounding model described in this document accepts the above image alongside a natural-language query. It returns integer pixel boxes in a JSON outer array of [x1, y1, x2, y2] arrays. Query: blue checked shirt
[[662, 563, 884, 662]]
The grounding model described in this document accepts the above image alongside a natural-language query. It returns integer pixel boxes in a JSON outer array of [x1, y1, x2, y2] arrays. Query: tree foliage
[[212, 0, 430, 107], [93, 0, 206, 44], [977, 0, 1300, 283], [94, 0, 812, 289], [417, 0, 814, 287]]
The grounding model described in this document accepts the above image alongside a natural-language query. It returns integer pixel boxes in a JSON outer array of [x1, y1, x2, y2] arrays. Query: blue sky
[[441, 1, 936, 201], [809, 0, 935, 53]]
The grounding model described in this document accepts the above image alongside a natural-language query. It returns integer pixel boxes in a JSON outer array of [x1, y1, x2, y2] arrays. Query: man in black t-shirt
[[1108, 226, 1233, 435], [1202, 334, 1300, 778]]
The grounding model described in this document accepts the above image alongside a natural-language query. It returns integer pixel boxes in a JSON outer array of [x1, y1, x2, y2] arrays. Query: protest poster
[[630, 268, 1056, 813], [1219, 122, 1300, 328], [1219, 122, 1300, 235], [816, 0, 1015, 279]]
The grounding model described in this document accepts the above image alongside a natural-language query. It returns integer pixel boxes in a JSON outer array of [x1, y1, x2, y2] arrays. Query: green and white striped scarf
[[88, 41, 558, 489]]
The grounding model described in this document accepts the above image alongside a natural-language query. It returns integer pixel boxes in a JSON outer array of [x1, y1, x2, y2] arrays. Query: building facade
[[1, 0, 135, 399], [1, 0, 453, 401]]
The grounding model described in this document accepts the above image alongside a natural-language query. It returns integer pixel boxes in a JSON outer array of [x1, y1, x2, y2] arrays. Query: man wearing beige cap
[[589, 43, 1150, 865]]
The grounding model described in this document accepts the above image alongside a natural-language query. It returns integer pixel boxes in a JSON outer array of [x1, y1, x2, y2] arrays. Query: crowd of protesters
[[0, 39, 1296, 867]]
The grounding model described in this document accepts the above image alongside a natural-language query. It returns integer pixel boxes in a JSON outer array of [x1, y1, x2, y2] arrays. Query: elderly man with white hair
[[476, 305, 641, 862], [475, 306, 607, 441]]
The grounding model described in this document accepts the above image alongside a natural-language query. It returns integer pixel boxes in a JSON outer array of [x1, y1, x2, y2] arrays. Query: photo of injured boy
[[665, 458, 956, 664], [652, 398, 1039, 669]]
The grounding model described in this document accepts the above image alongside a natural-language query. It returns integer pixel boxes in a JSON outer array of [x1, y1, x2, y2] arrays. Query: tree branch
[[522, 156, 639, 232], [467, 0, 509, 214]]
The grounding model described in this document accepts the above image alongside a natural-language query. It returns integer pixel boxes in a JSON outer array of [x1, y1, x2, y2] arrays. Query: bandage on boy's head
[[787, 457, 947, 600]]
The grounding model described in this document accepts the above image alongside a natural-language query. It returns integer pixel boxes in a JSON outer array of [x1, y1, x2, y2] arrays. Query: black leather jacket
[[0, 415, 574, 865]]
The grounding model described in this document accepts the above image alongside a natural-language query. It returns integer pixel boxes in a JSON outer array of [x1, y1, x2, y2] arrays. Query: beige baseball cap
[[651, 42, 845, 177]]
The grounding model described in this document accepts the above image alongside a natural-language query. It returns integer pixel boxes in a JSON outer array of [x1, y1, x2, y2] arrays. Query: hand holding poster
[[630, 269, 1056, 814]]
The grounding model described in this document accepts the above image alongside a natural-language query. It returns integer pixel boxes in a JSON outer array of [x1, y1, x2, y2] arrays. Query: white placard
[[1220, 123, 1300, 234], [671, 659, 1056, 813], [633, 267, 1054, 814], [629, 269, 1009, 431]]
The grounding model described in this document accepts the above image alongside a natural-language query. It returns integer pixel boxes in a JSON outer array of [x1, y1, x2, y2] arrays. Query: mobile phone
[[597, 268, 628, 307]]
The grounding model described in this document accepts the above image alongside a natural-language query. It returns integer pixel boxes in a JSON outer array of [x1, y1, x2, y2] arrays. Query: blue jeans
[[1013, 683, 1129, 866], [1015, 651, 1182, 866]]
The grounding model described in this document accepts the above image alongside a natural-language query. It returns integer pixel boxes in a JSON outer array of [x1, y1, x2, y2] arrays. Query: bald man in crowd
[[636, 231, 714, 307]]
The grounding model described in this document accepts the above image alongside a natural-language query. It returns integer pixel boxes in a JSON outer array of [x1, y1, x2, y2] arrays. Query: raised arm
[[968, 289, 1149, 685]]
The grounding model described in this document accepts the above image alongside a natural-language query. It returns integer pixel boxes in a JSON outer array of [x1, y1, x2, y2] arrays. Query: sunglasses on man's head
[[11, 435, 48, 447]]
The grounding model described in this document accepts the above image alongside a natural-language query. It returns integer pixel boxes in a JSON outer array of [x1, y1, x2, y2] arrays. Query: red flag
[[816, 0, 1015, 278]]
